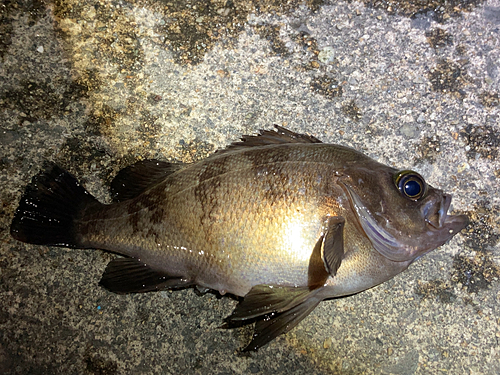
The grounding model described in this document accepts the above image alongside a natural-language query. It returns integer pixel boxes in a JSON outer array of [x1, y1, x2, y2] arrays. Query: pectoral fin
[[224, 285, 322, 351], [99, 257, 192, 294], [308, 216, 345, 288], [321, 216, 345, 276]]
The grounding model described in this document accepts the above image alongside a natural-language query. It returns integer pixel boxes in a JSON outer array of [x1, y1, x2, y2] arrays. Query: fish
[[10, 126, 469, 351]]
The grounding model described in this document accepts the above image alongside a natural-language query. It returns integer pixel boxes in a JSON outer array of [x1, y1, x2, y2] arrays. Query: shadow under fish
[[10, 126, 469, 351]]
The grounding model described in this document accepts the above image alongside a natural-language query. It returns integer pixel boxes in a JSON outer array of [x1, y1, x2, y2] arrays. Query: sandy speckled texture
[[1, 0, 499, 374]]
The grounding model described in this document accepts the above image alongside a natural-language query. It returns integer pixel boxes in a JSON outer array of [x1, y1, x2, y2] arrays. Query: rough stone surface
[[1, 0, 499, 374]]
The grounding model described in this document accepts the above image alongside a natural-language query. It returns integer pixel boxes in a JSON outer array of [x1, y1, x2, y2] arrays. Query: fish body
[[10, 126, 468, 350]]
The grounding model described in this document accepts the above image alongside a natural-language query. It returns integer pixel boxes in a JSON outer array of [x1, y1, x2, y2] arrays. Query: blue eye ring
[[393, 170, 427, 201]]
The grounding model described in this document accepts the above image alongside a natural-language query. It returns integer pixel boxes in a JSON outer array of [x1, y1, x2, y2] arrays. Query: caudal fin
[[10, 163, 100, 247]]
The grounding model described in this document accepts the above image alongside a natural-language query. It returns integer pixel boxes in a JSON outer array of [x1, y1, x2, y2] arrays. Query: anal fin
[[99, 257, 192, 294]]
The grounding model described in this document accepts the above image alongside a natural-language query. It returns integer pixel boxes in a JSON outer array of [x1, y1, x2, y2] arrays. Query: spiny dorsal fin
[[110, 160, 183, 202], [215, 125, 323, 155]]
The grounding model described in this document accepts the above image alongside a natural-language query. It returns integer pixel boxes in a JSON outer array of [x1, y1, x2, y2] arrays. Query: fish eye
[[393, 170, 427, 201]]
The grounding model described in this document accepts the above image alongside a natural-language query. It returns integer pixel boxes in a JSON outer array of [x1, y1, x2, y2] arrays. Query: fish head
[[341, 164, 469, 263]]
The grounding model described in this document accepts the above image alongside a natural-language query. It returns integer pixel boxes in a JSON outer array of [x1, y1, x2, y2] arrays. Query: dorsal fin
[[215, 125, 323, 155], [110, 160, 183, 202]]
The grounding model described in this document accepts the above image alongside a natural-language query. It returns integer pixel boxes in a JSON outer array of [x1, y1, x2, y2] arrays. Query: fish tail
[[10, 163, 101, 247]]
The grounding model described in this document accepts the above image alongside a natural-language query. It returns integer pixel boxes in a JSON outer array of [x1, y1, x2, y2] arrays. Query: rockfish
[[10, 126, 469, 350]]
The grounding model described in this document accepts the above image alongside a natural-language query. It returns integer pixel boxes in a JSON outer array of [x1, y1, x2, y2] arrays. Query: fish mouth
[[342, 184, 469, 263], [421, 193, 469, 235], [422, 193, 451, 229]]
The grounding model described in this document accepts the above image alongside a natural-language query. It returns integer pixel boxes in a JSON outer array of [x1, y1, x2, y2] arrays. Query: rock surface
[[1, 0, 499, 374]]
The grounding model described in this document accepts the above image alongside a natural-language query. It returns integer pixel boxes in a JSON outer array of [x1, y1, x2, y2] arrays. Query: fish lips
[[422, 192, 468, 231], [343, 184, 469, 263], [421, 192, 469, 247]]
